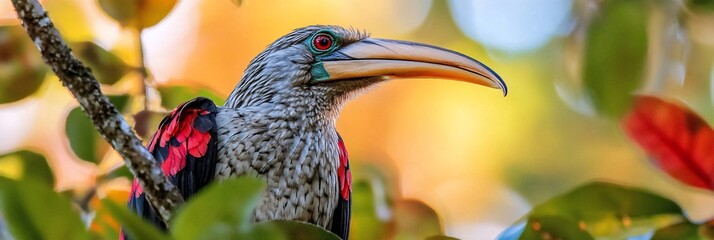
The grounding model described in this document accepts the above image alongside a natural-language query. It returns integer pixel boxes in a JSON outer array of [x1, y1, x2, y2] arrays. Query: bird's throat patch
[[311, 62, 330, 82]]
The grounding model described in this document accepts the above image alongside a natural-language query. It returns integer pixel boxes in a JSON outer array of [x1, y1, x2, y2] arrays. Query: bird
[[125, 25, 507, 240]]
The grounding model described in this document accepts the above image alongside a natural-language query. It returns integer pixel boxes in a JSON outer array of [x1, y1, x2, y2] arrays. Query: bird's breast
[[214, 108, 341, 227]]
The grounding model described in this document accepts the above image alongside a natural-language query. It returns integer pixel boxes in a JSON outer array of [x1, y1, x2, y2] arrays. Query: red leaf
[[623, 96, 714, 190]]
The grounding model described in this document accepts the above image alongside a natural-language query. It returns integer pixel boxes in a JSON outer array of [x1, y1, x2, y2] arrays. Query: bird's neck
[[226, 85, 352, 127], [231, 91, 344, 131], [287, 92, 343, 128]]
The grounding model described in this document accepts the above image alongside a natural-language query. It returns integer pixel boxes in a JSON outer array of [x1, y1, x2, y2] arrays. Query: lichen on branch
[[10, 0, 183, 226]]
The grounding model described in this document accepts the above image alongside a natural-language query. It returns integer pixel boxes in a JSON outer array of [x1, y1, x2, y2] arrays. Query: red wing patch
[[331, 133, 352, 240], [337, 135, 351, 200], [129, 102, 213, 197], [127, 97, 218, 237], [158, 108, 211, 175]]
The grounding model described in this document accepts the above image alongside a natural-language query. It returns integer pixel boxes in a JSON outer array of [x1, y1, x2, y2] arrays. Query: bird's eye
[[312, 33, 334, 51]]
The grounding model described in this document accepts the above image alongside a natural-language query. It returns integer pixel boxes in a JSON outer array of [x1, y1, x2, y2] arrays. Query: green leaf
[[101, 199, 169, 240], [651, 221, 700, 240], [530, 182, 683, 235], [65, 107, 99, 163], [582, 0, 648, 117], [392, 199, 444, 240], [108, 94, 131, 111], [98, 0, 178, 29], [500, 182, 684, 239], [0, 150, 54, 186], [65, 95, 131, 164], [687, 0, 714, 12], [518, 216, 594, 240], [90, 220, 121, 240], [351, 180, 389, 240], [105, 165, 134, 180], [0, 26, 49, 104], [425, 236, 461, 240], [256, 220, 339, 240], [157, 85, 225, 109], [172, 177, 277, 240], [70, 42, 130, 85], [349, 163, 401, 240], [0, 177, 88, 240]]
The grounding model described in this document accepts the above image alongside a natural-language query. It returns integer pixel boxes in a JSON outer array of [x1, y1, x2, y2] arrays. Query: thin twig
[[10, 0, 183, 226], [137, 29, 150, 111]]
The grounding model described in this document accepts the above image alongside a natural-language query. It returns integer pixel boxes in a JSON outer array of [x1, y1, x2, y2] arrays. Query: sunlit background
[[1, 0, 714, 239]]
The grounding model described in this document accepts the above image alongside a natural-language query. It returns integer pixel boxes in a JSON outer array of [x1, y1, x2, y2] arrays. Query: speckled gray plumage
[[214, 101, 340, 228]]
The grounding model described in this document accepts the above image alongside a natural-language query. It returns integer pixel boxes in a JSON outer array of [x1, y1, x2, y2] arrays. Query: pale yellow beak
[[311, 38, 507, 95]]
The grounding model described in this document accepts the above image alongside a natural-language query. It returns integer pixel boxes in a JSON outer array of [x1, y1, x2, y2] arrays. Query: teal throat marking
[[311, 62, 330, 81]]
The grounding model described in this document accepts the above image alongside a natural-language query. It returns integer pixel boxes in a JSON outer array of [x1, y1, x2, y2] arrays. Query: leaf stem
[[138, 30, 149, 111]]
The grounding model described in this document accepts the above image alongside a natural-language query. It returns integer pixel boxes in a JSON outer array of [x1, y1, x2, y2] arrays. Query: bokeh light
[[449, 0, 572, 53]]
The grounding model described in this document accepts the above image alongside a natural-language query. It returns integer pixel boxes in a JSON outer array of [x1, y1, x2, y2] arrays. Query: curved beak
[[310, 38, 507, 96]]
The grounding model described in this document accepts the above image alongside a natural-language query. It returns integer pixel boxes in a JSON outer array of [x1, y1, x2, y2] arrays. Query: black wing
[[123, 97, 218, 239], [330, 134, 352, 239]]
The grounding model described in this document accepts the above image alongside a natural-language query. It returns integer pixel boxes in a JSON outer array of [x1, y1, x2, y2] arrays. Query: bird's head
[[226, 25, 506, 118]]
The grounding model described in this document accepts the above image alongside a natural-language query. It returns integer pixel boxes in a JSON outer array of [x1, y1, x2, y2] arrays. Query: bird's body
[[214, 103, 345, 229], [126, 25, 506, 240]]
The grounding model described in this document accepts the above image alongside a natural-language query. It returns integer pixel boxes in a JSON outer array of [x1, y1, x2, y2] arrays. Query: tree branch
[[10, 0, 183, 226]]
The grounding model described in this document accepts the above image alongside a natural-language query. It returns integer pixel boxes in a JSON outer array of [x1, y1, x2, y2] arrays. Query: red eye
[[313, 34, 333, 51]]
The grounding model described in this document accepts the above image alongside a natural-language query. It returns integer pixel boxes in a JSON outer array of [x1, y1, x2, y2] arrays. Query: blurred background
[[1, 0, 714, 239]]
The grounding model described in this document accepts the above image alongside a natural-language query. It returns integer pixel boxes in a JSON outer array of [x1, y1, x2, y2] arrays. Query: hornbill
[[126, 25, 507, 240]]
